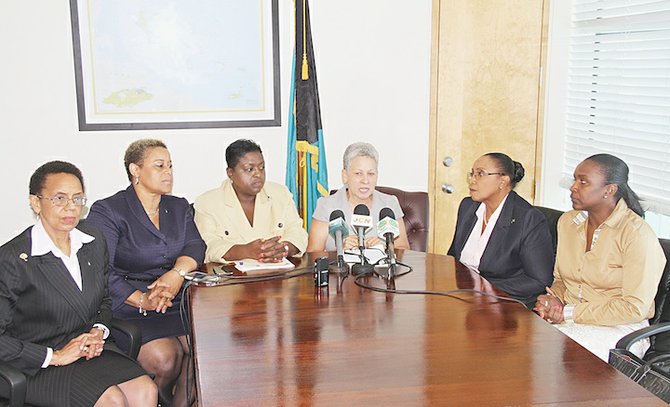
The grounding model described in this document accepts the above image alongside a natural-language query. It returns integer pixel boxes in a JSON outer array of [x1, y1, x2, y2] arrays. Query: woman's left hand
[[535, 293, 565, 324], [259, 239, 294, 263], [79, 328, 105, 360], [147, 272, 183, 313]]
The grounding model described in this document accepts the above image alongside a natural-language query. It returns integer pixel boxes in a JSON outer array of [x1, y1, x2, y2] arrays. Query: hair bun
[[512, 161, 525, 183]]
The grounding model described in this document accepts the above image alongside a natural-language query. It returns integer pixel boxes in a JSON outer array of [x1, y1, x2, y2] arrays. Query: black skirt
[[24, 350, 146, 407], [113, 292, 187, 352]]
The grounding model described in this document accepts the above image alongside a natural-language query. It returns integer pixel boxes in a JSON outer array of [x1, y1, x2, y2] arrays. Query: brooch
[[19, 253, 28, 262]]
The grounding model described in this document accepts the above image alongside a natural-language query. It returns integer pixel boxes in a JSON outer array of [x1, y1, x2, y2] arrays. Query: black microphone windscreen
[[330, 209, 345, 221], [379, 207, 395, 220], [353, 204, 370, 216]]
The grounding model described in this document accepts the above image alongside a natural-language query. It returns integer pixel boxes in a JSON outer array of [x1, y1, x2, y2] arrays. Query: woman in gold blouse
[[535, 153, 666, 361]]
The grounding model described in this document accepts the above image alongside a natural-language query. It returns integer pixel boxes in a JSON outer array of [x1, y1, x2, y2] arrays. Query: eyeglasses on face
[[467, 170, 505, 181], [36, 194, 87, 207]]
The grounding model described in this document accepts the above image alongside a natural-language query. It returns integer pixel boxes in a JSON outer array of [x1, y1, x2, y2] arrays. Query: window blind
[[564, 0, 670, 214]]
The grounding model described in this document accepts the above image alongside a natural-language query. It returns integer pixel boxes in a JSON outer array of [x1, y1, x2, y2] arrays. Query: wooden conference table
[[188, 251, 663, 406]]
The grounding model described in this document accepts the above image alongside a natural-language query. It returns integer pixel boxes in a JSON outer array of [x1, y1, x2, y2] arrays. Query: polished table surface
[[189, 251, 664, 406]]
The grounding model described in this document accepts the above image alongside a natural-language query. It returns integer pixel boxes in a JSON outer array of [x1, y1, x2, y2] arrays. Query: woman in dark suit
[[86, 139, 205, 406], [448, 153, 554, 308], [0, 161, 156, 406]]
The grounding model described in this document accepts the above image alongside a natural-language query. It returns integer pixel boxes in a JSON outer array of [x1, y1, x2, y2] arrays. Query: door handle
[[441, 183, 455, 194]]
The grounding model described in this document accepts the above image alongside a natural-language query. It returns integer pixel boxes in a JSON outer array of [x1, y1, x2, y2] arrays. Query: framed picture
[[69, 0, 281, 131]]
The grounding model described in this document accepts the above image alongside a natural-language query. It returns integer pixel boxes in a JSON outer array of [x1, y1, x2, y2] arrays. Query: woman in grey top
[[307, 142, 410, 252]]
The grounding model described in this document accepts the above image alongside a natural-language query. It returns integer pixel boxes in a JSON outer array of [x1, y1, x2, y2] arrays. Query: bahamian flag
[[286, 0, 328, 231]]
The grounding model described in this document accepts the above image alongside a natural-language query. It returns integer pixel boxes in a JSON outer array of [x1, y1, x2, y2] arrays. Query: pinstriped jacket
[[0, 224, 113, 376]]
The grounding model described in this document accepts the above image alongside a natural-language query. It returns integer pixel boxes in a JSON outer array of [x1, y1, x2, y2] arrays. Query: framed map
[[69, 0, 280, 131]]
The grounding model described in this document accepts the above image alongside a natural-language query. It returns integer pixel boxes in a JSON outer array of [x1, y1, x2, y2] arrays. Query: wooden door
[[428, 0, 548, 254]]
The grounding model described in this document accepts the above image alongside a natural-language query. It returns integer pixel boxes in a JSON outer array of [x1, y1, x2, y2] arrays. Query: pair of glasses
[[36, 195, 87, 206], [467, 170, 505, 181]]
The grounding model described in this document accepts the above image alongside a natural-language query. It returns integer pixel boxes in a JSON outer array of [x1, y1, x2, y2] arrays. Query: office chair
[[0, 318, 142, 407], [609, 238, 670, 402], [376, 186, 429, 252], [533, 206, 564, 256], [329, 186, 429, 252]]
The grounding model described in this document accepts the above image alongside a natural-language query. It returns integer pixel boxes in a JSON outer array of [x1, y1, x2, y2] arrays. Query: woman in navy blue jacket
[[87, 139, 205, 406], [448, 153, 554, 308]]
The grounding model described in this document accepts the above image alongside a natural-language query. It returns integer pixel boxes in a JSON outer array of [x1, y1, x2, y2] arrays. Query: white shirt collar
[[31, 218, 94, 258]]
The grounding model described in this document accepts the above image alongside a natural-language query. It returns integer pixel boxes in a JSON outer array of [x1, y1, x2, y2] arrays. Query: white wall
[[539, 0, 571, 211], [0, 0, 431, 244]]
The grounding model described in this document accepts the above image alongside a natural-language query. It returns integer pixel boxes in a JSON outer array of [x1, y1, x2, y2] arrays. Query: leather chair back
[[534, 206, 564, 255], [652, 238, 670, 325], [329, 186, 430, 252], [376, 186, 429, 252], [646, 238, 670, 353]]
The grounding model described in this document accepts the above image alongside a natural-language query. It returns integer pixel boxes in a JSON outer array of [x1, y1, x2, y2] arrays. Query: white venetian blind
[[564, 0, 670, 214]]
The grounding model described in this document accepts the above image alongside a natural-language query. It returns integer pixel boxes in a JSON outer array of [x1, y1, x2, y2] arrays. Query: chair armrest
[[616, 321, 670, 350], [0, 361, 26, 407], [111, 318, 142, 360]]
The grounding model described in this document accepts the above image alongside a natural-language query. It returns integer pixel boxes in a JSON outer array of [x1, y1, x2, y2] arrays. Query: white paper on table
[[234, 257, 295, 272], [343, 247, 387, 265]]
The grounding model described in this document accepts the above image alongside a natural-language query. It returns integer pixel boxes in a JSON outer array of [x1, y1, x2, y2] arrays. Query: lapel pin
[[278, 223, 283, 228], [87, 261, 91, 266], [19, 253, 28, 262], [510, 219, 516, 224]]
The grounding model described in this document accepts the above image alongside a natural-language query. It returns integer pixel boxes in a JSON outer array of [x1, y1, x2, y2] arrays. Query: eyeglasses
[[36, 194, 87, 207], [467, 170, 505, 181]]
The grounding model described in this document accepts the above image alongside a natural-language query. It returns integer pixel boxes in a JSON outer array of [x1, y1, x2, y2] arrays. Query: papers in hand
[[235, 257, 295, 272]]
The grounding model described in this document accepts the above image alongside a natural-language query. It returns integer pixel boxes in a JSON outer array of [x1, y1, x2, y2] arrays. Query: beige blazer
[[194, 180, 308, 263]]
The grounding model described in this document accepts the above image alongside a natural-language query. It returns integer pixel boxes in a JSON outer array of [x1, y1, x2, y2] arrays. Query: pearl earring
[[135, 176, 139, 185], [603, 195, 608, 199]]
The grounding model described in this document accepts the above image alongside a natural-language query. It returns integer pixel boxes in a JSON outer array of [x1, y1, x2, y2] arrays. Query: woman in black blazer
[[448, 153, 554, 308], [0, 161, 156, 406]]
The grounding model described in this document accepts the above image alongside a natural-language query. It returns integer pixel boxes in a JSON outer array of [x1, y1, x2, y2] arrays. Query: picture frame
[[69, 0, 281, 131]]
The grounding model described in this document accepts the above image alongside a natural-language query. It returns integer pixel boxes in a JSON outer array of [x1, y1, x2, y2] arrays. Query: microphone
[[350, 204, 374, 276], [351, 204, 372, 251], [328, 210, 349, 270], [377, 207, 399, 277]]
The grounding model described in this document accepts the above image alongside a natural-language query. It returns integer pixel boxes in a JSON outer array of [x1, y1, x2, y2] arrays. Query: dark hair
[[226, 139, 263, 168], [29, 161, 85, 195], [585, 153, 644, 217], [124, 139, 167, 182], [485, 152, 525, 188]]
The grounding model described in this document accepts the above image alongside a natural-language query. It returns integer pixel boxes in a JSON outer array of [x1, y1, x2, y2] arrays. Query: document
[[234, 257, 295, 272]]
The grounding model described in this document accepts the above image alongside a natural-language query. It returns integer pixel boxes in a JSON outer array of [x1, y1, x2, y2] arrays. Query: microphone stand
[[330, 230, 350, 276], [384, 233, 397, 278], [351, 231, 374, 276]]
